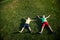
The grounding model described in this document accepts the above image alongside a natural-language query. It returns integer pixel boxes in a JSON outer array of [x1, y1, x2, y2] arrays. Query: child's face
[[28, 17, 30, 19], [43, 15, 45, 18]]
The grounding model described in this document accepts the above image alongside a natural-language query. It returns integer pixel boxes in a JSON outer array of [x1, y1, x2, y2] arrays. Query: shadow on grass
[[12, 18, 26, 34], [35, 16, 42, 32], [45, 26, 55, 34], [19, 18, 25, 30]]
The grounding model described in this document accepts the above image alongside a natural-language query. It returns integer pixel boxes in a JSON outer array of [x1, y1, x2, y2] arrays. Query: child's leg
[[40, 26, 45, 33], [28, 27, 32, 32], [39, 24, 45, 33], [48, 25, 54, 32], [19, 27, 25, 33]]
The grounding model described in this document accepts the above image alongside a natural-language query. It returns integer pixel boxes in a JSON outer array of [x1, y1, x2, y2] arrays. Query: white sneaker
[[19, 31, 22, 33], [39, 32, 42, 34]]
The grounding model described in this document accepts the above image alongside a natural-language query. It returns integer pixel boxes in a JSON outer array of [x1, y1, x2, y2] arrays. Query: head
[[42, 15, 45, 18], [27, 17, 30, 19]]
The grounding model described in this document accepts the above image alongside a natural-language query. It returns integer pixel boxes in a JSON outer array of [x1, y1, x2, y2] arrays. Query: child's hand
[[49, 15, 50, 16], [37, 15, 40, 18]]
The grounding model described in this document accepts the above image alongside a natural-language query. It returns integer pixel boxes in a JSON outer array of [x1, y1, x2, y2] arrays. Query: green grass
[[0, 0, 60, 40]]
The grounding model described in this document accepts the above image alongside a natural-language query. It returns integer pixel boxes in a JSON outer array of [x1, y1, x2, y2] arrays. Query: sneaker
[[19, 31, 22, 33], [39, 32, 42, 34], [52, 31, 56, 34]]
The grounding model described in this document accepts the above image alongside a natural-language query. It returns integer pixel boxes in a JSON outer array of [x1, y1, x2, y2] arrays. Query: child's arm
[[46, 15, 50, 19], [31, 19, 36, 21], [37, 15, 42, 20], [37, 15, 40, 18], [31, 17, 37, 21]]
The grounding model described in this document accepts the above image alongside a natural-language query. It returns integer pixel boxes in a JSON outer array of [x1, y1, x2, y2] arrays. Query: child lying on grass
[[37, 15, 55, 34], [19, 17, 35, 33]]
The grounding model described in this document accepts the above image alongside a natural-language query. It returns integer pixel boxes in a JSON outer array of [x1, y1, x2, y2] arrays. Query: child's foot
[[19, 31, 22, 33], [30, 30, 33, 33], [52, 31, 56, 34], [39, 32, 42, 34]]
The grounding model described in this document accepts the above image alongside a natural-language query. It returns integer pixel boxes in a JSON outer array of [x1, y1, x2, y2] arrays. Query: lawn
[[0, 0, 60, 40]]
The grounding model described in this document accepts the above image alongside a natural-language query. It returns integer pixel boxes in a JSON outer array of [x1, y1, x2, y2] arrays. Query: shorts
[[24, 23, 29, 28], [42, 22, 49, 27]]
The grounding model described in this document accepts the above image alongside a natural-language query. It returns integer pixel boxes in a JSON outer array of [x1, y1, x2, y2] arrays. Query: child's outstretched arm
[[46, 15, 50, 19], [37, 15, 40, 18], [31, 19, 36, 21]]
